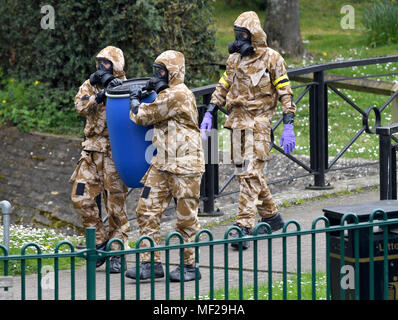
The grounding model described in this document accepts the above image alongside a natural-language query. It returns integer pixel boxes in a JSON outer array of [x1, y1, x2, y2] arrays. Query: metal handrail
[[191, 55, 398, 214], [287, 55, 398, 76]]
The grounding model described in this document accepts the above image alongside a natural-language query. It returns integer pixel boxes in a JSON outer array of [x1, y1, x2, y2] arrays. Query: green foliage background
[[0, 0, 218, 89], [362, 0, 398, 47], [0, 0, 219, 133]]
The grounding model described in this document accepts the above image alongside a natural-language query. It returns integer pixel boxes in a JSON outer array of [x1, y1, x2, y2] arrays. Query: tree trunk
[[263, 0, 305, 56]]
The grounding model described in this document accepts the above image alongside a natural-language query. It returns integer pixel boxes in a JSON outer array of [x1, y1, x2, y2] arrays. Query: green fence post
[[312, 216, 330, 300], [21, 243, 41, 300], [368, 209, 387, 300], [252, 223, 271, 301], [194, 230, 214, 300], [85, 228, 96, 300], [54, 240, 75, 300], [383, 221, 389, 300]]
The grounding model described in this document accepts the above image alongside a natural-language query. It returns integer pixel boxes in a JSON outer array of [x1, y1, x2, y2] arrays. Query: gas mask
[[144, 63, 169, 93], [228, 26, 254, 57], [89, 58, 115, 87]]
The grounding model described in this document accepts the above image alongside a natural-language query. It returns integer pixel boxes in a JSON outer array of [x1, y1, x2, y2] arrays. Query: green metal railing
[[1, 210, 398, 300]]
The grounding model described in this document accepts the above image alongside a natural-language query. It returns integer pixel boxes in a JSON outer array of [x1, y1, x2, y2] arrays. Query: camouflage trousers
[[232, 129, 278, 231], [69, 150, 130, 250], [136, 165, 202, 265]]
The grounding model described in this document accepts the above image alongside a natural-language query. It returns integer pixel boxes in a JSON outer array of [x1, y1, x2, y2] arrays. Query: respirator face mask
[[89, 58, 114, 87], [145, 63, 169, 93], [228, 26, 254, 57]]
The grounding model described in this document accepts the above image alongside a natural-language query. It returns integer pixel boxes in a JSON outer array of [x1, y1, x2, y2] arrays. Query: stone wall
[[0, 126, 85, 233]]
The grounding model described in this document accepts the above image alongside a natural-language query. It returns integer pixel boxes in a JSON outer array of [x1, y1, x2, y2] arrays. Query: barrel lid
[[106, 77, 150, 95]]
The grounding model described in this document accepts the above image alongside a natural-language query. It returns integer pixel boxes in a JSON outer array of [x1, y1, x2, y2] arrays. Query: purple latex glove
[[280, 123, 296, 154], [200, 112, 213, 140]]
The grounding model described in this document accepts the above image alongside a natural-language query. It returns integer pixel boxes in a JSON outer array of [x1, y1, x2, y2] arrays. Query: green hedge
[[0, 0, 218, 133], [0, 0, 218, 89], [0, 70, 81, 134]]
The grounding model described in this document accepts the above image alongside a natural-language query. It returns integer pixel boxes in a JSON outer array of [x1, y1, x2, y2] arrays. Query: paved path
[[7, 185, 381, 300]]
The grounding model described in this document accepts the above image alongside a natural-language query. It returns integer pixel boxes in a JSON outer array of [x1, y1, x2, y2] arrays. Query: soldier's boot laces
[[125, 262, 164, 280]]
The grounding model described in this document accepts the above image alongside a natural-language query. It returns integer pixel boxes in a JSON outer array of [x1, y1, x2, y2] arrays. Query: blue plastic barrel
[[106, 78, 157, 188]]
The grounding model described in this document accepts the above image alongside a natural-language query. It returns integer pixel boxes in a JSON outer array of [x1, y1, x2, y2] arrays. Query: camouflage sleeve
[[269, 53, 296, 115], [210, 56, 235, 108], [130, 91, 176, 126], [74, 80, 98, 116]]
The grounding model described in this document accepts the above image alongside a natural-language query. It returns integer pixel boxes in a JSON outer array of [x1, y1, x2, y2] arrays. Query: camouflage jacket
[[130, 50, 205, 175], [74, 46, 127, 152], [211, 11, 296, 139]]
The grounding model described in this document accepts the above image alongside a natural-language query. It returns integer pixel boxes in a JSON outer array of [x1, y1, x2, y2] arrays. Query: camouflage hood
[[154, 50, 185, 87], [233, 11, 269, 86], [96, 46, 126, 79], [234, 11, 268, 53]]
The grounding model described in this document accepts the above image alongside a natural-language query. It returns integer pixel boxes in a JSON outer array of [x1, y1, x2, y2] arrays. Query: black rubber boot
[[230, 224, 251, 250], [169, 264, 201, 282], [257, 212, 285, 233], [125, 262, 164, 280], [109, 256, 126, 274]]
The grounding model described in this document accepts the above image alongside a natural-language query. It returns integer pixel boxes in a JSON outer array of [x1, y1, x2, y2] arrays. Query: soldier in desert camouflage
[[125, 50, 205, 282], [201, 11, 296, 249], [69, 46, 130, 272]]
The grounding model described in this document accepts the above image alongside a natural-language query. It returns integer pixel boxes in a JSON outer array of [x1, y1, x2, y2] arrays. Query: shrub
[[362, 0, 398, 46], [0, 0, 219, 134], [0, 73, 81, 134], [0, 0, 219, 90]]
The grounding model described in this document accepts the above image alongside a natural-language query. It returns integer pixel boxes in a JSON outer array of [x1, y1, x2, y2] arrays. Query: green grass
[[274, 82, 394, 160], [192, 272, 327, 300], [218, 77, 397, 160], [212, 0, 398, 62], [0, 225, 85, 276]]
